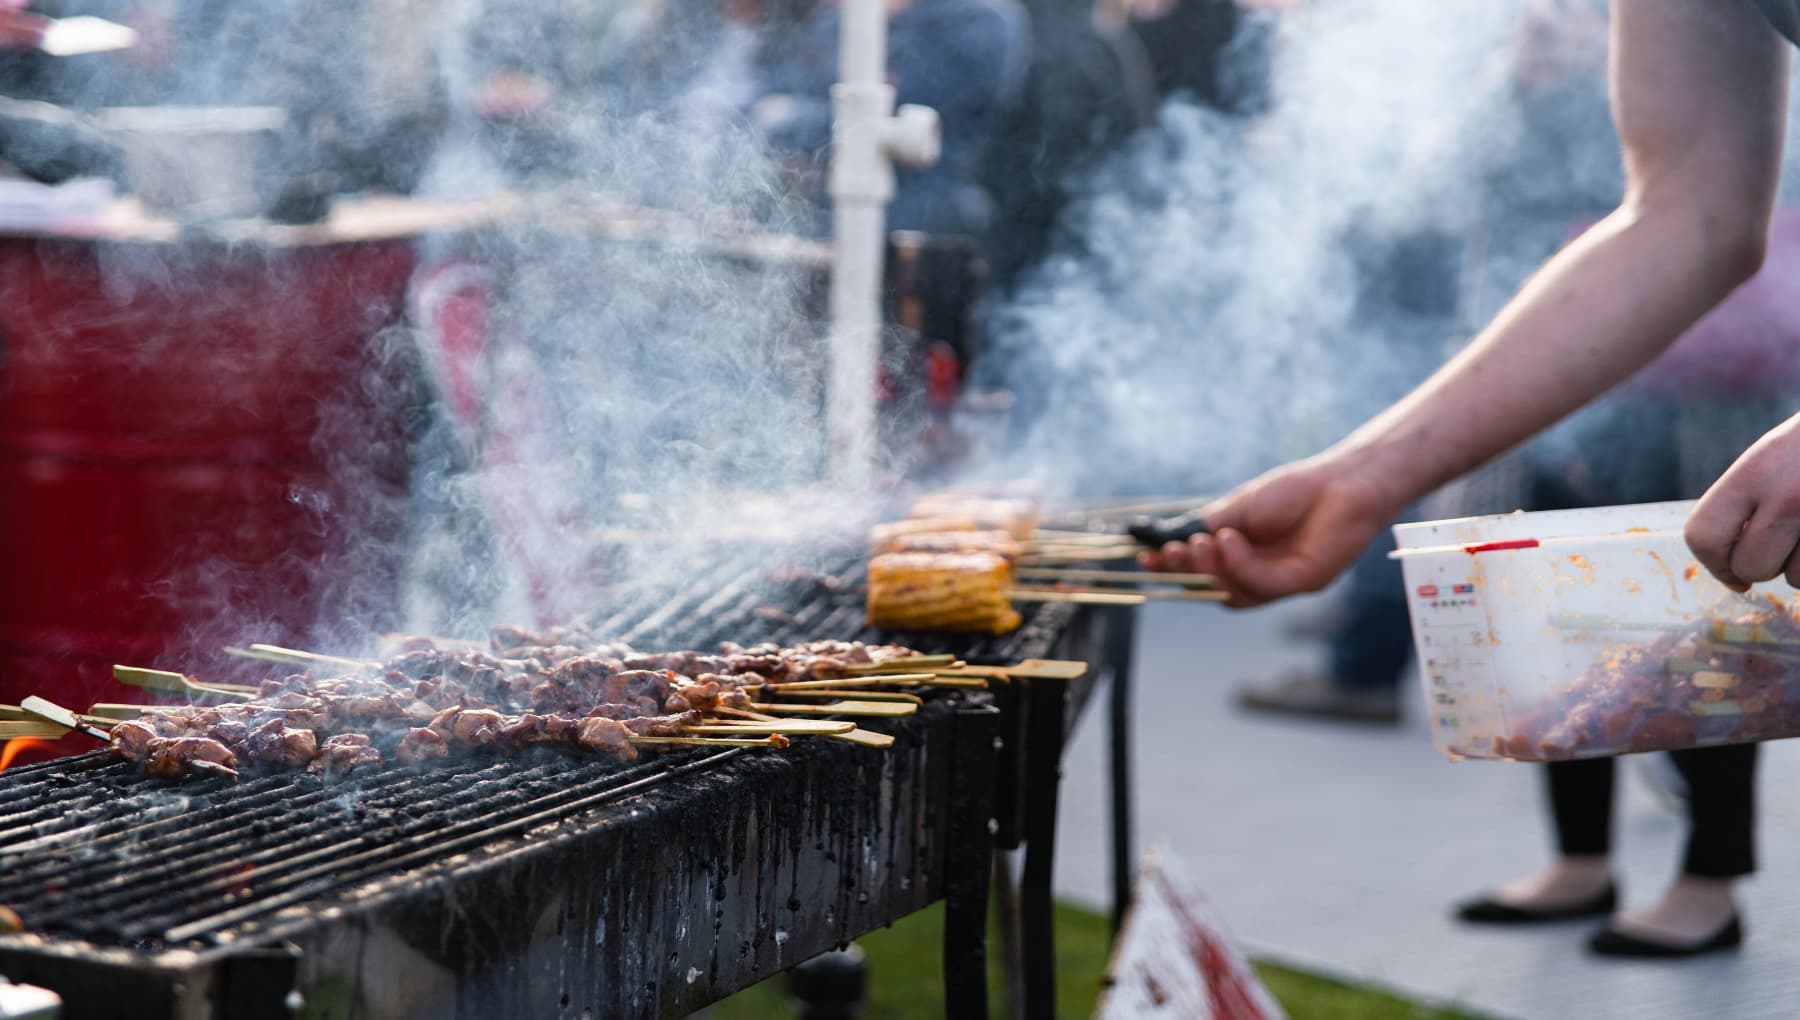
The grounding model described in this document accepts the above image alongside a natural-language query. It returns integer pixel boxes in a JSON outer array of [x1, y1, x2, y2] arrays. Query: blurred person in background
[[1147, 0, 1800, 956], [1443, 214, 1800, 954], [980, 0, 1278, 300], [750, 0, 1031, 237], [976, 0, 1156, 298], [1126, 0, 1269, 110]]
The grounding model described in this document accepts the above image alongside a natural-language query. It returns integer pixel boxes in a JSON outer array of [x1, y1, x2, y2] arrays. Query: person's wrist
[[1320, 435, 1423, 523]]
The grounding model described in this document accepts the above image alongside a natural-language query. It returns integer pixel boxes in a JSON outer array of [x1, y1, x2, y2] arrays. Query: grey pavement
[[1053, 598, 1800, 1020]]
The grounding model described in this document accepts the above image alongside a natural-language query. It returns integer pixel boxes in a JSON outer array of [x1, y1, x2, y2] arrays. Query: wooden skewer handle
[[630, 734, 789, 748], [1013, 567, 1216, 587], [1007, 588, 1147, 606], [684, 721, 855, 736]]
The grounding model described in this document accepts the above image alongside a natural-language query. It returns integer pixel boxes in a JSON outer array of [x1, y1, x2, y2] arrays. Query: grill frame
[[0, 548, 1101, 1019], [0, 698, 999, 1020]]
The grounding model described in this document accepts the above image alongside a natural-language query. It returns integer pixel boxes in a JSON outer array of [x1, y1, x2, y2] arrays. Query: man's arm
[[1150, 0, 1790, 604]]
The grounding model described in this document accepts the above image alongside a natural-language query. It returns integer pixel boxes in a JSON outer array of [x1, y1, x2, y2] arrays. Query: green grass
[[699, 901, 1489, 1019]]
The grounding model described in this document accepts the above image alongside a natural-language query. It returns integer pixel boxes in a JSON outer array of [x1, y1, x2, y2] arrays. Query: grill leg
[[992, 849, 1025, 1020], [1021, 677, 1068, 1020], [944, 705, 997, 1019], [1103, 604, 1138, 935]]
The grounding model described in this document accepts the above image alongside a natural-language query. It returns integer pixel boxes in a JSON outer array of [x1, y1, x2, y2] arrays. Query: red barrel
[[0, 235, 419, 745]]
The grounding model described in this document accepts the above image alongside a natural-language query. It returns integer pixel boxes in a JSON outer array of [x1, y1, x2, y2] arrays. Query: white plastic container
[[1393, 501, 1800, 762]]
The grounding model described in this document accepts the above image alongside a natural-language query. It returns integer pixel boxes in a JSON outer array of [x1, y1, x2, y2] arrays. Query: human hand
[[1138, 451, 1401, 607], [1685, 412, 1800, 591]]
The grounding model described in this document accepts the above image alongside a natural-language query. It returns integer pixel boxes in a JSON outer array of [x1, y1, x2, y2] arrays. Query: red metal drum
[[0, 235, 420, 749]]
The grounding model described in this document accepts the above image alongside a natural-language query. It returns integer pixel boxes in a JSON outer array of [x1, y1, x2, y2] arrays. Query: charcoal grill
[[0, 545, 1124, 1020]]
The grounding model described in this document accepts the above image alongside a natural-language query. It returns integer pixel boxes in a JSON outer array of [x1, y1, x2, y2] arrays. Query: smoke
[[977, 0, 1590, 499], [5, 0, 845, 674]]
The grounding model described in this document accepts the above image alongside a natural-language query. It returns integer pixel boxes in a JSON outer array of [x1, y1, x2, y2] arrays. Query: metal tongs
[[1126, 510, 1212, 549]]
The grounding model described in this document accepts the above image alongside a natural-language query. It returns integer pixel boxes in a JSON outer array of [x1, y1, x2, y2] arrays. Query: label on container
[[1410, 572, 1503, 755]]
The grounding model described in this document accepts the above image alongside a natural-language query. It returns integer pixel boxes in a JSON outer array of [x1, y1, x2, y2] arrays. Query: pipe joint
[[830, 81, 898, 204], [882, 104, 940, 170]]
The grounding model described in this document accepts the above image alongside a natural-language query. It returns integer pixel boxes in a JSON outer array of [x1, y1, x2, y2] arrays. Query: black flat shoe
[[1588, 915, 1743, 958], [1455, 884, 1618, 924]]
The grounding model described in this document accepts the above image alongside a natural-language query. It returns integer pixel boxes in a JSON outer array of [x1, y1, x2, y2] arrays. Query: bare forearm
[[1335, 199, 1762, 508]]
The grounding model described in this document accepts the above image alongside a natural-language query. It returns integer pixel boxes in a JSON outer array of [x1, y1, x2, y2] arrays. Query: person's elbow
[[1628, 186, 1770, 300], [1707, 205, 1771, 289]]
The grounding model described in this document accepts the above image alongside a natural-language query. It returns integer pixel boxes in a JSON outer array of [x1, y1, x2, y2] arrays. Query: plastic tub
[[1393, 501, 1800, 762]]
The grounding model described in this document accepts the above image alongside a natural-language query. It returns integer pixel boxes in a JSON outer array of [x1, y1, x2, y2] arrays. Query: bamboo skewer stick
[[713, 706, 897, 749], [0, 721, 73, 740], [630, 734, 790, 749], [839, 654, 960, 673], [113, 665, 258, 701], [1013, 567, 1216, 587], [764, 673, 948, 691], [745, 700, 916, 717], [1026, 531, 1139, 547], [772, 689, 925, 704], [682, 720, 855, 736], [244, 644, 376, 670], [934, 659, 1091, 681], [20, 697, 118, 744], [87, 704, 153, 720], [1019, 547, 1142, 563], [1046, 495, 1213, 518], [1130, 589, 1232, 603], [1006, 588, 1147, 606]]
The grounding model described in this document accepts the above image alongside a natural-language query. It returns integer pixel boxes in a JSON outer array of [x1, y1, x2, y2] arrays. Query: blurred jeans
[[1326, 519, 1413, 693]]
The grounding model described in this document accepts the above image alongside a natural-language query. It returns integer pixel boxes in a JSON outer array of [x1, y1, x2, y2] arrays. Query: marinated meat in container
[[1392, 500, 1800, 762]]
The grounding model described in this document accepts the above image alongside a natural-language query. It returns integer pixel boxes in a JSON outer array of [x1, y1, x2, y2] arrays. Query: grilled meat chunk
[[309, 734, 382, 779], [144, 737, 239, 780]]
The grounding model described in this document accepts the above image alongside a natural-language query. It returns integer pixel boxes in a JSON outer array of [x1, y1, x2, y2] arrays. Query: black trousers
[[1547, 744, 1759, 879]]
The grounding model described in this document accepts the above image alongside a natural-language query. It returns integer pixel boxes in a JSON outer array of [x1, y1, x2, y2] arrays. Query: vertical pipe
[[826, 205, 885, 482], [826, 0, 893, 483]]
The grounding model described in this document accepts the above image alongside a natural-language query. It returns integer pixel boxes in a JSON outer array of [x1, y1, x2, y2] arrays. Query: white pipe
[[825, 0, 893, 484], [826, 1, 942, 483]]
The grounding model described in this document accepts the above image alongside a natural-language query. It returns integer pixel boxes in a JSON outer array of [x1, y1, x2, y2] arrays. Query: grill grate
[[0, 746, 722, 949], [593, 552, 1076, 663]]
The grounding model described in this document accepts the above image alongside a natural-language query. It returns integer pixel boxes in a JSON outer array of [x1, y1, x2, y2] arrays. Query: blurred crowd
[[0, 0, 1269, 269]]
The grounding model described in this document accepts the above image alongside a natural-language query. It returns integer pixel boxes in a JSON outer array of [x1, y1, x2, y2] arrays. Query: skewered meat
[[102, 637, 928, 780], [395, 727, 450, 764], [866, 552, 1021, 634], [243, 718, 319, 769], [108, 719, 160, 761], [310, 734, 382, 779], [144, 737, 238, 779], [576, 717, 636, 762]]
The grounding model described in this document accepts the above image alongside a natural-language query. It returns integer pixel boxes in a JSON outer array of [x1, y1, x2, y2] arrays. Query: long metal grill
[[0, 546, 1079, 1019]]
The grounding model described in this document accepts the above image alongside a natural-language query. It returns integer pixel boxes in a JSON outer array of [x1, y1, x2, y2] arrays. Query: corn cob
[[867, 552, 1020, 634]]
